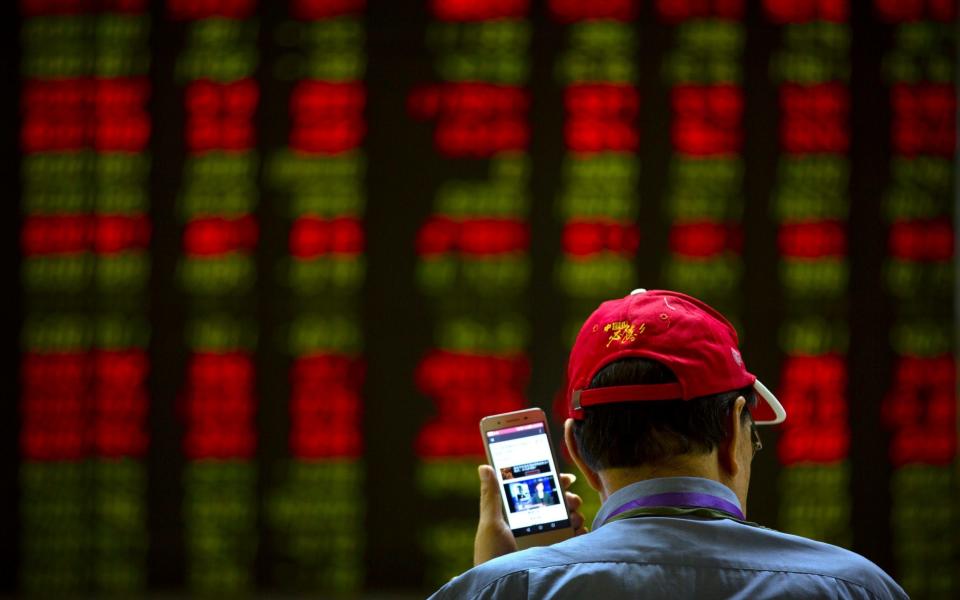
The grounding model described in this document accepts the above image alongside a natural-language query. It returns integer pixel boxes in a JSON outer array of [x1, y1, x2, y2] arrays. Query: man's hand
[[473, 465, 588, 566]]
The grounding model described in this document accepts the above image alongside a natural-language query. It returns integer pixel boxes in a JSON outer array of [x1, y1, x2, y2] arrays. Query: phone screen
[[486, 422, 571, 537]]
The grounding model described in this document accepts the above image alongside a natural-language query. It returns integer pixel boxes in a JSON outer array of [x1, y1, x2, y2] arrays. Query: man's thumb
[[478, 465, 502, 521]]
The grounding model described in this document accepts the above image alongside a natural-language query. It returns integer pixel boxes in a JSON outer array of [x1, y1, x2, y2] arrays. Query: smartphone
[[479, 408, 574, 549]]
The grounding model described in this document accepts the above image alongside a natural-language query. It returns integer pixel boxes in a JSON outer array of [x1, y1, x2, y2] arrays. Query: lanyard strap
[[602, 491, 768, 529], [605, 492, 745, 522], [604, 505, 766, 529]]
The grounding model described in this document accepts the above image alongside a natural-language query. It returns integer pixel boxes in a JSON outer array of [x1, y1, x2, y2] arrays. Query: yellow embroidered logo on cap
[[603, 321, 644, 347]]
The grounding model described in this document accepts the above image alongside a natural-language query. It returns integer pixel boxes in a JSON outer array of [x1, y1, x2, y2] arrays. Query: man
[[430, 289, 907, 599]]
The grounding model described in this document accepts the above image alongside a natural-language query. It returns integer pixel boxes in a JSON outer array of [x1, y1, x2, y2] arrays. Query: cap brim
[[751, 380, 786, 425]]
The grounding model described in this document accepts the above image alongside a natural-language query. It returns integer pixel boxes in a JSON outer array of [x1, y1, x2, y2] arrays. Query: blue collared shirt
[[429, 477, 907, 599]]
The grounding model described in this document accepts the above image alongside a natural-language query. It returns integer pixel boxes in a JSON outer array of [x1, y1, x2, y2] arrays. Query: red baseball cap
[[567, 289, 786, 425]]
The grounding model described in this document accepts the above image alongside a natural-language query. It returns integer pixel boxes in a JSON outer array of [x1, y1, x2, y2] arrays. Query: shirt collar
[[592, 476, 744, 530]]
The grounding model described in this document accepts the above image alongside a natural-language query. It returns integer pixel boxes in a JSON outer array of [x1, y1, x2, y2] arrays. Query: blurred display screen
[[10, 0, 957, 597]]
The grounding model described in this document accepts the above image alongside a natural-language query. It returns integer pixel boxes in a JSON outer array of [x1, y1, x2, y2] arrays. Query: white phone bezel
[[479, 408, 574, 549]]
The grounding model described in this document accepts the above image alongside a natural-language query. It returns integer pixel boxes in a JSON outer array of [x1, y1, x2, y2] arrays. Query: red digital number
[[669, 221, 742, 257], [416, 351, 529, 457], [21, 214, 88, 255], [167, 0, 255, 19], [565, 84, 639, 153], [416, 217, 529, 257], [182, 352, 257, 459], [21, 214, 151, 256], [185, 79, 258, 152], [290, 81, 366, 154], [672, 85, 743, 155], [21, 427, 85, 461], [563, 220, 641, 257], [883, 356, 956, 466], [290, 216, 364, 258], [763, 0, 847, 22], [777, 354, 850, 464], [291, 0, 365, 19], [433, 0, 528, 20], [409, 83, 529, 157], [21, 78, 150, 153], [891, 84, 956, 158], [874, 0, 955, 22], [93, 351, 150, 458], [21, 0, 148, 15], [21, 351, 150, 459], [92, 421, 148, 457], [779, 83, 849, 154], [549, 0, 637, 21], [888, 219, 953, 262], [183, 215, 258, 257], [289, 354, 364, 458], [657, 0, 744, 22], [778, 220, 846, 258]]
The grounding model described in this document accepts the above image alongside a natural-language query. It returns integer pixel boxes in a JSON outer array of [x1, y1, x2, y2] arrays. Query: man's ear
[[563, 418, 603, 493], [719, 396, 747, 479]]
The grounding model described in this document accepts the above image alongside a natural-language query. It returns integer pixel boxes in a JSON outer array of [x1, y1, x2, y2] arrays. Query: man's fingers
[[567, 503, 589, 536], [475, 465, 518, 565], [478, 465, 504, 523], [559, 474, 589, 536], [564, 490, 582, 512], [562, 484, 588, 536], [569, 509, 585, 533]]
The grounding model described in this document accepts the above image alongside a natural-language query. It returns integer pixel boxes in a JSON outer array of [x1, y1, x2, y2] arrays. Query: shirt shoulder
[[429, 519, 908, 600], [429, 567, 528, 600], [743, 525, 907, 599], [427, 541, 584, 600]]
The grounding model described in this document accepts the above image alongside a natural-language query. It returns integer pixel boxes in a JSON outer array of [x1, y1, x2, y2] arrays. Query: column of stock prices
[[877, 0, 956, 596], [548, 0, 640, 532], [659, 0, 744, 321], [19, 0, 151, 594], [169, 0, 260, 591], [264, 0, 366, 593], [409, 0, 532, 585], [769, 0, 853, 548], [11, 0, 958, 597]]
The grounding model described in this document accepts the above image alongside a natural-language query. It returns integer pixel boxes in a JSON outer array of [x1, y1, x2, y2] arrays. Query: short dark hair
[[572, 358, 756, 470]]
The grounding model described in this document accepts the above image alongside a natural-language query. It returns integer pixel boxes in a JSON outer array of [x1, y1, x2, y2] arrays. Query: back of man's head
[[564, 290, 785, 473], [572, 357, 756, 471]]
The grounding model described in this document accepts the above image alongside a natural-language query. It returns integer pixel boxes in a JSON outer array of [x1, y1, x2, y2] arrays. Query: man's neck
[[597, 452, 725, 501]]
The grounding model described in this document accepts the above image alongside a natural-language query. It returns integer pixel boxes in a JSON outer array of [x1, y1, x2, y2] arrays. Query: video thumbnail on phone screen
[[486, 422, 570, 535], [503, 474, 561, 513]]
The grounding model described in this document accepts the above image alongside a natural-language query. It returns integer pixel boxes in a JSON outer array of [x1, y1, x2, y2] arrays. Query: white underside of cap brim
[[753, 380, 787, 425]]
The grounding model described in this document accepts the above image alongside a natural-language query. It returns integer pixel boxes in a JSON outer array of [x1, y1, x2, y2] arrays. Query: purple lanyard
[[604, 492, 745, 525]]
